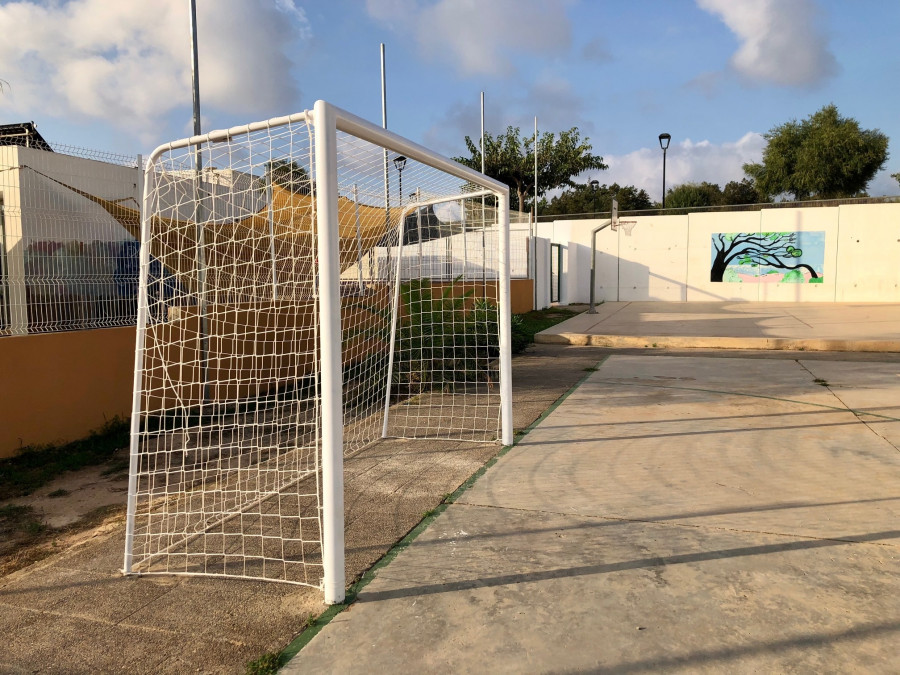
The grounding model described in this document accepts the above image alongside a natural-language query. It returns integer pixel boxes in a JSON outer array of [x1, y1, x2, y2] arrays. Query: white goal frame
[[123, 100, 512, 604]]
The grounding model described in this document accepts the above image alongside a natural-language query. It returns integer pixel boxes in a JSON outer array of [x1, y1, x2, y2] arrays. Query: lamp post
[[658, 133, 671, 209], [393, 155, 407, 206]]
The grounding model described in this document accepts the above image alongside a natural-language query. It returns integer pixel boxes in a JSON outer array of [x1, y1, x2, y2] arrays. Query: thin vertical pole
[[314, 100, 345, 605], [481, 92, 487, 299], [661, 147, 667, 209], [189, 0, 208, 402], [267, 179, 279, 300], [354, 184, 364, 293], [497, 191, 513, 446], [382, 210, 408, 438], [190, 0, 202, 140], [416, 188, 423, 273], [124, 158, 155, 573], [381, 44, 391, 270], [532, 116, 538, 310]]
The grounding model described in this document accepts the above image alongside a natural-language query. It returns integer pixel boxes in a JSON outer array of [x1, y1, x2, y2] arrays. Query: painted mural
[[711, 231, 825, 283]]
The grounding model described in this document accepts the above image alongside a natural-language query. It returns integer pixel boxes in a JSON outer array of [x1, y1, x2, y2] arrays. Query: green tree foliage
[[722, 178, 764, 205], [540, 182, 652, 216], [743, 104, 889, 200], [454, 127, 607, 213], [664, 181, 724, 209], [264, 159, 311, 194], [892, 172, 900, 189]]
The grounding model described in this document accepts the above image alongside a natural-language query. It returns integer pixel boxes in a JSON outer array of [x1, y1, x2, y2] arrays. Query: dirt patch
[[0, 448, 129, 577], [10, 454, 129, 529]]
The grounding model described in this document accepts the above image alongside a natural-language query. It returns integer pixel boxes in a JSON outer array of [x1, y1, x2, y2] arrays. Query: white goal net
[[124, 102, 512, 602]]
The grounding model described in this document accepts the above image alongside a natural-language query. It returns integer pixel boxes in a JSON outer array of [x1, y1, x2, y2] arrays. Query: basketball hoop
[[610, 199, 637, 235]]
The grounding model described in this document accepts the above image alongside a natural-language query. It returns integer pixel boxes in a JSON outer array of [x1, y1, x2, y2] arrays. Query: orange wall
[[510, 279, 534, 314], [0, 326, 136, 458], [1, 281, 533, 458]]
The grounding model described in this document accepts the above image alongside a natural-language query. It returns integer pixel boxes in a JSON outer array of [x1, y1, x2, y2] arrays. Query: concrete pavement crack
[[796, 359, 900, 455]]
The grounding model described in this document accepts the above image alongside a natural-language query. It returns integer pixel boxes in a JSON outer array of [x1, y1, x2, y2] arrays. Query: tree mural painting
[[711, 232, 825, 283]]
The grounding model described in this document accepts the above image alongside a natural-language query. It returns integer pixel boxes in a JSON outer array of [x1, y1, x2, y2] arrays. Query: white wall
[[537, 202, 900, 304]]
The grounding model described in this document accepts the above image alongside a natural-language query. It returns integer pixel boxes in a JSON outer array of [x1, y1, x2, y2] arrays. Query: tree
[[722, 178, 764, 205], [710, 232, 818, 283], [743, 104, 889, 200], [665, 182, 723, 209], [454, 126, 607, 213], [892, 172, 900, 189], [264, 159, 311, 194], [540, 182, 651, 216]]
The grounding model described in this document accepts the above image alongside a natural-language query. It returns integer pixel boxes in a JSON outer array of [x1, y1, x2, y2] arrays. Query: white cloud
[[0, 0, 310, 137], [597, 132, 766, 202], [697, 0, 837, 87], [365, 0, 573, 77]]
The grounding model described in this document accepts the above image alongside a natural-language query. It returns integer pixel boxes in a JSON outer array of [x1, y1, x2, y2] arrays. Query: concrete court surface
[[0, 345, 602, 675], [286, 352, 900, 674], [536, 301, 900, 352]]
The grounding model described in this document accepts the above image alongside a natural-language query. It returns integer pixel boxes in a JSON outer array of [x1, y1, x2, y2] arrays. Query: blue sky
[[1, 0, 898, 200]]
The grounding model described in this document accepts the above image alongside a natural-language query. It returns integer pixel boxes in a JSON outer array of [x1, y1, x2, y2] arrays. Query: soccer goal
[[123, 101, 512, 603]]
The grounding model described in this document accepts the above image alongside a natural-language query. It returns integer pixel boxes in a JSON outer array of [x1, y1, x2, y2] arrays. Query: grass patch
[[814, 378, 830, 387], [47, 489, 70, 498], [512, 307, 582, 353], [0, 504, 45, 537], [245, 652, 282, 675], [0, 417, 130, 500]]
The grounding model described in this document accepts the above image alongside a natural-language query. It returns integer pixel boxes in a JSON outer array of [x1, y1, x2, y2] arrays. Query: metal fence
[[0, 142, 143, 335], [1, 142, 535, 336]]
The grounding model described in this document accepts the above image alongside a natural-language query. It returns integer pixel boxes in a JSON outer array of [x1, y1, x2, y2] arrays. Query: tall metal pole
[[189, 0, 209, 404], [190, 0, 202, 141], [662, 147, 667, 209], [381, 44, 391, 271], [533, 116, 538, 309], [481, 92, 487, 299]]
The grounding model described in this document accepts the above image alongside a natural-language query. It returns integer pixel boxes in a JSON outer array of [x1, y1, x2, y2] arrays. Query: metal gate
[[550, 243, 562, 303]]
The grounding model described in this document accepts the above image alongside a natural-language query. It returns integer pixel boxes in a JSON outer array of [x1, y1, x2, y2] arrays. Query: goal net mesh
[[127, 115, 504, 587]]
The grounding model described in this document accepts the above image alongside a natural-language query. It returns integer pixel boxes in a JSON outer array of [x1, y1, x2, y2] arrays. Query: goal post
[[124, 101, 512, 604]]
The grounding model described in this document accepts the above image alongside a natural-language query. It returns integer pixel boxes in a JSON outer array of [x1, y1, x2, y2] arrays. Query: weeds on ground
[[0, 417, 129, 500], [0, 504, 46, 538], [245, 652, 281, 675], [511, 307, 580, 353]]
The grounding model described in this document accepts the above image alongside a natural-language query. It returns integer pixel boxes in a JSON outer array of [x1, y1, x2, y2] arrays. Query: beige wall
[[538, 203, 900, 304], [0, 326, 135, 458]]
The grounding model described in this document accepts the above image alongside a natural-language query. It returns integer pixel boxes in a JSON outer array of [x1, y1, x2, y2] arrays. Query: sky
[[1, 0, 898, 201]]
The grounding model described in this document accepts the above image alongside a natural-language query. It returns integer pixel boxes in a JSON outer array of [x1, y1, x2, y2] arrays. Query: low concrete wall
[[537, 202, 900, 304], [0, 326, 135, 458]]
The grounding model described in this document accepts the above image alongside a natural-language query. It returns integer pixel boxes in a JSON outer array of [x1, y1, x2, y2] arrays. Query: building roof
[[0, 122, 53, 152]]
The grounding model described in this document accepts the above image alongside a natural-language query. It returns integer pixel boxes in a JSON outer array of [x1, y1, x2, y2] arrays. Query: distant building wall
[[535, 202, 900, 304]]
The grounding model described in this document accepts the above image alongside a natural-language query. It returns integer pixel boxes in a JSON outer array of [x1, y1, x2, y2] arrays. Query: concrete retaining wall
[[537, 203, 900, 304]]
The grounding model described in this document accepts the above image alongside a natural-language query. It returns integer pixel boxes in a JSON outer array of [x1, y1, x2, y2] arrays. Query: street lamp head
[[393, 155, 407, 171], [658, 133, 671, 151], [589, 179, 600, 190]]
